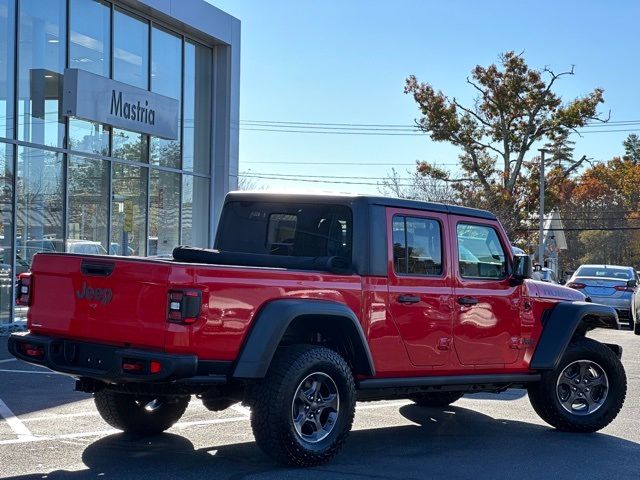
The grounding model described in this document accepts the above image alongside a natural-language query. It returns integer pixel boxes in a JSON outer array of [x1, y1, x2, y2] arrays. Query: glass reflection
[[111, 163, 147, 256], [112, 128, 147, 162], [148, 170, 180, 256], [113, 9, 148, 89], [0, 143, 13, 323], [16, 146, 64, 266], [183, 40, 212, 173], [17, 0, 66, 147], [150, 27, 181, 168], [70, 0, 110, 77], [181, 174, 209, 247], [69, 118, 109, 155], [0, 0, 15, 139], [68, 156, 109, 252]]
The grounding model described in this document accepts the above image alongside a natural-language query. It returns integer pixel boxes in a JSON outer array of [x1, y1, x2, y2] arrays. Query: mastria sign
[[62, 68, 179, 140]]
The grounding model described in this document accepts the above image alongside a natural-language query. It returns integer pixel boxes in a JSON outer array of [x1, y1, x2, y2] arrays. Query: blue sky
[[210, 0, 640, 194]]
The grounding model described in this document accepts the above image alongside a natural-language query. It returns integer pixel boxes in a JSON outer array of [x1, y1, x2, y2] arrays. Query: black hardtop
[[224, 191, 496, 221]]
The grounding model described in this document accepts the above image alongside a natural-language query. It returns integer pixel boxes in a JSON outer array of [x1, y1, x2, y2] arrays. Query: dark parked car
[[567, 264, 640, 332]]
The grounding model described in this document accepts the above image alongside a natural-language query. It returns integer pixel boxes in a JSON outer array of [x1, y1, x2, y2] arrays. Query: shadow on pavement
[[4, 404, 639, 480], [462, 388, 528, 401]]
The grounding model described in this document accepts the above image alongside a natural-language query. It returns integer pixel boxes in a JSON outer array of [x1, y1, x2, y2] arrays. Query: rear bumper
[[590, 296, 631, 310], [8, 332, 229, 386]]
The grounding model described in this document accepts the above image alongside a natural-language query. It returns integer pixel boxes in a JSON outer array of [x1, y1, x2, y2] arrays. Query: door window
[[392, 216, 442, 276], [456, 223, 507, 279]]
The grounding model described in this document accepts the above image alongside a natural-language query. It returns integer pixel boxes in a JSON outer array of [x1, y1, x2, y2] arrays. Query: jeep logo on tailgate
[[76, 282, 113, 305]]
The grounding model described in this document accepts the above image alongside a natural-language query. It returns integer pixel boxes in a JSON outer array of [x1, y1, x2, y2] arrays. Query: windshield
[[575, 267, 633, 280]]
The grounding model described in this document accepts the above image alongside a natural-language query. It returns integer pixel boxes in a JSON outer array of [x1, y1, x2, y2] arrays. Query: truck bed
[[26, 253, 362, 360]]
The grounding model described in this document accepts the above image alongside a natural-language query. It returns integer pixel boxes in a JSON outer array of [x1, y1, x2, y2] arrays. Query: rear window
[[217, 201, 352, 260], [575, 267, 632, 280]]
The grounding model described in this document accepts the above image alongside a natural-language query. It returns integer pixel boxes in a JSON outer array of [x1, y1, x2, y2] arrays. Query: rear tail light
[[16, 273, 32, 306], [121, 359, 163, 374], [122, 360, 144, 372], [167, 289, 202, 324], [567, 282, 586, 289], [18, 342, 44, 359], [614, 285, 635, 292]]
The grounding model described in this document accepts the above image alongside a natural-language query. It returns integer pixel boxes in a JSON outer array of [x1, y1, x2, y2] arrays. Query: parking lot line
[[0, 398, 35, 441], [0, 399, 419, 447], [21, 411, 100, 423], [0, 369, 63, 375]]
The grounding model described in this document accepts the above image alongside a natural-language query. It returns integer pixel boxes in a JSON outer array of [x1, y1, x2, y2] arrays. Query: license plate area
[[50, 340, 116, 372], [587, 287, 613, 296]]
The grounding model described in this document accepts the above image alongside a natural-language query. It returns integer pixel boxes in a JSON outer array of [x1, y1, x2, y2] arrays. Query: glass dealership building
[[0, 0, 240, 322]]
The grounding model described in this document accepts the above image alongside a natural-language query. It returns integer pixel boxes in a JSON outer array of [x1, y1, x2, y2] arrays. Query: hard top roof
[[225, 191, 496, 220]]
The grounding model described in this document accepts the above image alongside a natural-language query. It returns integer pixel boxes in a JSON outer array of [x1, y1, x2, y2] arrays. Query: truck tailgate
[[28, 253, 174, 350]]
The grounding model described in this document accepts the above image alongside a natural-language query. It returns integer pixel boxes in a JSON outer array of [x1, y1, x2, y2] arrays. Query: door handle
[[398, 295, 421, 304], [457, 297, 478, 306]]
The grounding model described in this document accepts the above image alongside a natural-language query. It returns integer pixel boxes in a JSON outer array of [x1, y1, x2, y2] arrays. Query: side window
[[262, 208, 352, 259], [392, 215, 443, 276], [456, 223, 507, 279]]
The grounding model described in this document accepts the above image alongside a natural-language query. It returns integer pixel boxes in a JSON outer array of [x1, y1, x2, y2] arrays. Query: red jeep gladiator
[[9, 192, 626, 466]]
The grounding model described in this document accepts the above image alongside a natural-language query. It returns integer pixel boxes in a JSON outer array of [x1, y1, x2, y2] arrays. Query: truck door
[[450, 217, 521, 365], [387, 208, 454, 366]]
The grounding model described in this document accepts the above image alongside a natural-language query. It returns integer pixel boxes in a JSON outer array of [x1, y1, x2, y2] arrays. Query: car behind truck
[[9, 192, 626, 466]]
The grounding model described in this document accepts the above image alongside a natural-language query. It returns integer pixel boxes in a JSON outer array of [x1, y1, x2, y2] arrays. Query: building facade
[[0, 0, 240, 322]]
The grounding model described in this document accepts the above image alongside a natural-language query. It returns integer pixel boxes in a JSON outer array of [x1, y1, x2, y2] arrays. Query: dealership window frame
[[0, 0, 219, 322]]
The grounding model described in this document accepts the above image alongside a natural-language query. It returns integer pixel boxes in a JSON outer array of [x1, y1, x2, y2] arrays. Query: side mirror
[[627, 279, 637, 288], [511, 254, 531, 285]]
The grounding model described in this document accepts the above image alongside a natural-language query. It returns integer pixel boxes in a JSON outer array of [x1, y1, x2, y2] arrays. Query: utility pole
[[538, 148, 549, 266]]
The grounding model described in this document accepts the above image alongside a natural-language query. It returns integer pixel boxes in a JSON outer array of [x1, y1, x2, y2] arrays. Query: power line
[[240, 127, 424, 136], [240, 173, 411, 186], [240, 126, 640, 137], [517, 227, 640, 231], [240, 119, 640, 129], [243, 161, 421, 166], [242, 172, 416, 180]]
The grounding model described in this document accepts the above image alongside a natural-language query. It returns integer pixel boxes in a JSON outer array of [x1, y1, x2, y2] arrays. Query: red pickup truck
[[9, 192, 626, 466]]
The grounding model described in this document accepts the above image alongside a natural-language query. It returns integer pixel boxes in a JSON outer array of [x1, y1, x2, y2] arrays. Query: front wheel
[[249, 345, 356, 467], [94, 390, 190, 434], [528, 337, 626, 432]]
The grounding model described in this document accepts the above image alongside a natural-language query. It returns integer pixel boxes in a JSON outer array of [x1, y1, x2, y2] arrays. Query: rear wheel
[[410, 391, 464, 407], [528, 337, 626, 432], [94, 390, 189, 434], [249, 344, 356, 467]]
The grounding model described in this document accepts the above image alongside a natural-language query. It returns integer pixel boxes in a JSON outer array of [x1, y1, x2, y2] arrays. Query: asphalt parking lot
[[1, 329, 639, 480]]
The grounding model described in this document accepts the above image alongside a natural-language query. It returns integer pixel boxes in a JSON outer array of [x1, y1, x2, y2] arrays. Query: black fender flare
[[232, 299, 375, 378], [530, 301, 620, 370]]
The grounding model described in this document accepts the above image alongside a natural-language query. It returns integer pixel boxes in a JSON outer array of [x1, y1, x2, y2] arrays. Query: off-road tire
[[94, 390, 189, 434], [248, 344, 356, 467], [410, 391, 464, 407], [528, 337, 626, 432]]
